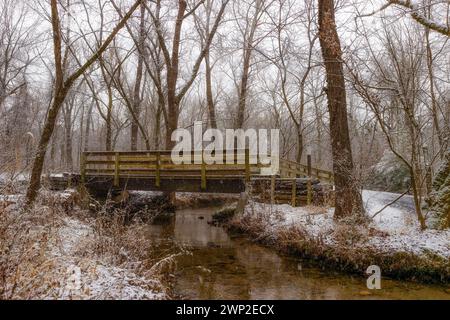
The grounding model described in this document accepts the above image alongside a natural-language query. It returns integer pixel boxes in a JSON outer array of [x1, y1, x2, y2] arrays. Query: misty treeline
[[0, 0, 448, 226]]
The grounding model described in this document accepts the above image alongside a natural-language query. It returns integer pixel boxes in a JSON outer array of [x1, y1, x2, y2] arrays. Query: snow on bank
[[52, 218, 167, 300], [46, 217, 167, 300], [244, 190, 450, 259], [0, 193, 168, 300], [0, 173, 29, 183], [362, 190, 449, 258], [363, 190, 415, 233]]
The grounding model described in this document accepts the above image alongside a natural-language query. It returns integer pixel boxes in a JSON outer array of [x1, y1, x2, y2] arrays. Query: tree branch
[[64, 0, 142, 88]]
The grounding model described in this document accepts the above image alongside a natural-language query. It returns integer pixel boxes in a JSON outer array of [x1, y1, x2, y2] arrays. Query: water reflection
[[145, 208, 450, 300]]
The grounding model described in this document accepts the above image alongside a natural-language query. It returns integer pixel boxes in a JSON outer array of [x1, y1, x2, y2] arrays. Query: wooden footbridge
[[52, 149, 334, 206]]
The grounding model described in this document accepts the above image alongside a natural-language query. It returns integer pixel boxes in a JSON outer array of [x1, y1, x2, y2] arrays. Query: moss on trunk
[[427, 149, 450, 229]]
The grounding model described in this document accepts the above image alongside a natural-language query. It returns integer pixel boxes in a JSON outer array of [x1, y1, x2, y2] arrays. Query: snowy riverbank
[[0, 191, 170, 300], [228, 190, 450, 283]]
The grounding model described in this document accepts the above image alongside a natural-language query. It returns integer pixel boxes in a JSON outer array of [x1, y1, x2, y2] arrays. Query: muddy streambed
[[144, 207, 450, 300]]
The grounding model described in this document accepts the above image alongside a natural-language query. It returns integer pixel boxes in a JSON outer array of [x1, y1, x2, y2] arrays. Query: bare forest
[[0, 0, 449, 300]]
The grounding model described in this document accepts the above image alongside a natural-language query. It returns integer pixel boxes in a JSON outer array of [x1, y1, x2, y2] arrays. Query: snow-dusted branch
[[389, 0, 450, 36], [359, 1, 450, 37]]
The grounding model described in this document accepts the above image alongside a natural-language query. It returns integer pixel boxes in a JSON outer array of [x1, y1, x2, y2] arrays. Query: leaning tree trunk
[[26, 90, 68, 206], [25, 0, 141, 206], [318, 0, 364, 219]]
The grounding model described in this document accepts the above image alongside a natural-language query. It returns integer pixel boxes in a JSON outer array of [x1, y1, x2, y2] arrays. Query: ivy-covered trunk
[[426, 149, 450, 229]]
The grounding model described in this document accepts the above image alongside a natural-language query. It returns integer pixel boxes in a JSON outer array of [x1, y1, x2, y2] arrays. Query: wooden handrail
[[279, 159, 333, 182], [80, 150, 334, 185]]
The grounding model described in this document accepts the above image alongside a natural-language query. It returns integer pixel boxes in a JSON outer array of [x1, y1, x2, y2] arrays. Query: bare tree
[[318, 0, 364, 219], [267, 0, 319, 163], [147, 0, 229, 147], [234, 0, 268, 128], [193, 0, 221, 128], [25, 0, 142, 206], [388, 0, 450, 36], [130, 2, 146, 150], [0, 0, 37, 109]]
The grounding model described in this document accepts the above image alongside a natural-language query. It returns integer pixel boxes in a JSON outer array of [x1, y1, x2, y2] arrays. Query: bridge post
[[156, 152, 161, 188], [291, 178, 297, 207], [201, 151, 206, 190], [245, 149, 250, 182], [114, 152, 120, 187], [270, 175, 275, 204], [80, 152, 86, 184]]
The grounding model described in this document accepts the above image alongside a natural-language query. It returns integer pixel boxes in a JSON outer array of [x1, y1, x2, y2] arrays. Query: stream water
[[145, 207, 450, 300]]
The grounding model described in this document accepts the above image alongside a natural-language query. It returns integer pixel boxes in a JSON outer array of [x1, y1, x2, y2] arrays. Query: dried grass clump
[[0, 195, 66, 299], [332, 223, 369, 246], [227, 202, 282, 244], [302, 205, 329, 215]]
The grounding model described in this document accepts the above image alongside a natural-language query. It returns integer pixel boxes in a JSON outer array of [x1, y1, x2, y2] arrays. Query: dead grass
[[0, 189, 178, 299]]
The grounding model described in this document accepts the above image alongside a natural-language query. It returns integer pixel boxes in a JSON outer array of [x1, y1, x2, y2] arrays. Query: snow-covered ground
[[363, 190, 417, 233], [52, 217, 167, 300], [362, 190, 450, 258], [0, 172, 29, 183], [0, 192, 169, 300], [244, 190, 450, 259]]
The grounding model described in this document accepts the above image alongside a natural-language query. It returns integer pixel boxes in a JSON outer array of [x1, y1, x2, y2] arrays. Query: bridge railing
[[80, 149, 269, 189], [279, 159, 334, 183], [80, 150, 334, 189]]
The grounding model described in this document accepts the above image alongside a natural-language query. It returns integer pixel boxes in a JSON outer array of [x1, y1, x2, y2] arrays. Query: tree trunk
[[26, 91, 68, 206], [296, 129, 303, 164], [164, 0, 186, 149], [236, 48, 251, 129], [425, 29, 444, 159], [63, 107, 73, 171], [234, 0, 261, 129], [84, 101, 93, 151], [406, 115, 427, 229], [165, 101, 179, 149], [131, 3, 145, 150], [25, 0, 141, 206], [154, 97, 163, 149], [205, 49, 217, 129], [106, 82, 113, 151], [426, 149, 450, 229], [318, 0, 364, 219]]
